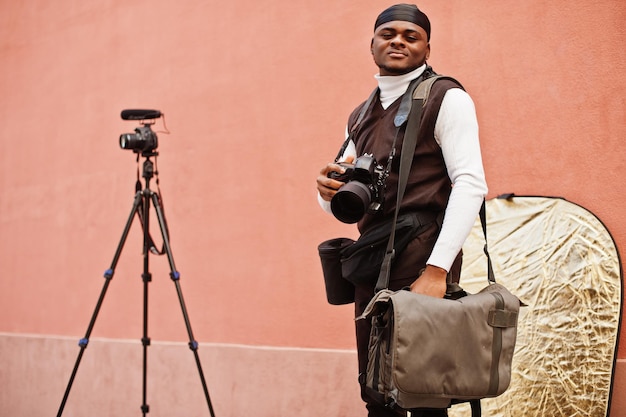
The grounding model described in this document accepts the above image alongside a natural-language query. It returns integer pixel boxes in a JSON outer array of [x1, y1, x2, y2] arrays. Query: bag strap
[[480, 200, 496, 284], [374, 74, 445, 292]]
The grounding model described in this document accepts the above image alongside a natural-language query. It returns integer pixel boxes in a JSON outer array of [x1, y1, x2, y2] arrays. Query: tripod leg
[[57, 191, 143, 417], [140, 188, 152, 416], [150, 191, 217, 417]]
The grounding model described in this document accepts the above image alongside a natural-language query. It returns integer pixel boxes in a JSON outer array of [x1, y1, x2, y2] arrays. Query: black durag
[[374, 4, 431, 40]]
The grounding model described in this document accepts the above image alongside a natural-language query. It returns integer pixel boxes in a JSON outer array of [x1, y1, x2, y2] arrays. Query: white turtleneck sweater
[[319, 65, 488, 272]]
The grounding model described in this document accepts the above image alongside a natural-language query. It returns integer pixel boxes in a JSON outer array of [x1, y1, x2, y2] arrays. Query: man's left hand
[[409, 265, 448, 298]]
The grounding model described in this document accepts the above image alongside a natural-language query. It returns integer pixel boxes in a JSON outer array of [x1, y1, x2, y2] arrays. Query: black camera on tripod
[[119, 109, 162, 154], [120, 125, 158, 153], [328, 154, 386, 224]]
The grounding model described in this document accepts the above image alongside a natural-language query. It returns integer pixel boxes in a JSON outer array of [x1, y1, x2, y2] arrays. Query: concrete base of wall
[[0, 333, 362, 417], [1, 333, 624, 416]]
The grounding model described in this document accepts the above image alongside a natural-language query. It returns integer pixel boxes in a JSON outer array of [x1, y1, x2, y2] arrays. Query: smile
[[388, 51, 407, 58]]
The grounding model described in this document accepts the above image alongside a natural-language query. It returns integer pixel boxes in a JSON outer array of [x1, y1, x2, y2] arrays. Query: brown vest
[[347, 77, 464, 280]]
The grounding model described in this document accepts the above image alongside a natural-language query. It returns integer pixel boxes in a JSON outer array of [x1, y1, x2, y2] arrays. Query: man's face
[[371, 21, 430, 76]]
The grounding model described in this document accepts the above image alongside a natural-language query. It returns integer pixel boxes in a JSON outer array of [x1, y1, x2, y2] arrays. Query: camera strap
[[334, 88, 378, 162], [375, 74, 450, 292]]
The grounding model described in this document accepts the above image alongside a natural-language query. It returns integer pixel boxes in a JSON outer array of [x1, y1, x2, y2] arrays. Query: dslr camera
[[119, 125, 158, 154], [119, 109, 161, 154], [328, 154, 386, 224]]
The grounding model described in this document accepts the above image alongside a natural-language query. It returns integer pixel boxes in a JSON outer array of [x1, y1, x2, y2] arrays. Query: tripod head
[[140, 154, 158, 182]]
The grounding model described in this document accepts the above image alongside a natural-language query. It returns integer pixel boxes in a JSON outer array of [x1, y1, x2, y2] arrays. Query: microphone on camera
[[121, 109, 162, 120]]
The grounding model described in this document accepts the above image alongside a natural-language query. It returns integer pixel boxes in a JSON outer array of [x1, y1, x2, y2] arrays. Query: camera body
[[119, 125, 158, 153], [328, 154, 386, 224]]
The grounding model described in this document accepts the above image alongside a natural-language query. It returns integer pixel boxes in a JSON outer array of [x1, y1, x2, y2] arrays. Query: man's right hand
[[316, 156, 354, 201]]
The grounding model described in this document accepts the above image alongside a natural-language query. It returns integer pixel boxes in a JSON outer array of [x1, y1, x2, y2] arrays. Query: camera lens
[[119, 126, 158, 153], [119, 133, 137, 150], [330, 181, 372, 224]]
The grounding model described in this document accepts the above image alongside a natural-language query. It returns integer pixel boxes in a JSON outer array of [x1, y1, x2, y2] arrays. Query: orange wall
[[1, 1, 625, 416]]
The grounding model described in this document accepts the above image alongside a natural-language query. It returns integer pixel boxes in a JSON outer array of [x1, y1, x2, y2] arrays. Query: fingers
[[410, 278, 446, 298], [317, 162, 348, 202], [317, 174, 344, 201], [319, 161, 346, 176]]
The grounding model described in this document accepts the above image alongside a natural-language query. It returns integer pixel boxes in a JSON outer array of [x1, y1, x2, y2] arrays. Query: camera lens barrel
[[119, 126, 158, 153], [330, 181, 373, 224], [119, 133, 138, 150]]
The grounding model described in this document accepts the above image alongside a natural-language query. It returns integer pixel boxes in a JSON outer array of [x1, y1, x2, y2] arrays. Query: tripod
[[57, 152, 216, 417]]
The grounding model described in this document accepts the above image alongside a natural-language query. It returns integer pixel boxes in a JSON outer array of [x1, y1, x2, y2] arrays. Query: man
[[316, 4, 488, 417]]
